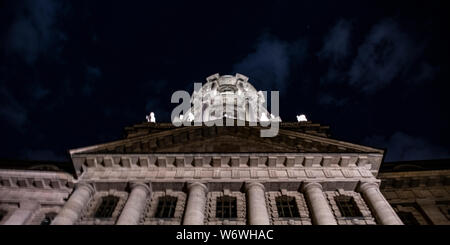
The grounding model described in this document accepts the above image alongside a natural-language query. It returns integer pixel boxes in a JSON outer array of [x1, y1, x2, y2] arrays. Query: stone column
[[358, 182, 403, 225], [302, 182, 337, 225], [245, 182, 270, 225], [52, 183, 95, 225], [116, 183, 151, 225], [3, 201, 39, 225], [183, 182, 208, 225]]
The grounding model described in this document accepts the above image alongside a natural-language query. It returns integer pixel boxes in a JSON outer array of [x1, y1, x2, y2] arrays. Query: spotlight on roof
[[296, 114, 307, 122]]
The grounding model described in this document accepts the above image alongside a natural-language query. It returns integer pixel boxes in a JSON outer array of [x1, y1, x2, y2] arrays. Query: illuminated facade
[[0, 74, 448, 225]]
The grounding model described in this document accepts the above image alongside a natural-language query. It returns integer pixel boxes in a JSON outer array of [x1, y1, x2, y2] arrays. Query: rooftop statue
[[297, 114, 307, 122], [146, 112, 156, 123]]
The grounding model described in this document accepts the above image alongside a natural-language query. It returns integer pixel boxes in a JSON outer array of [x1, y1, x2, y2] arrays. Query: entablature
[[77, 179, 380, 193], [0, 169, 75, 192], [72, 153, 383, 178]]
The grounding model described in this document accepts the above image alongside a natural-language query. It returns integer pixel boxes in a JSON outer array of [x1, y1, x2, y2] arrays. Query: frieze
[[0, 170, 74, 191], [78, 167, 377, 184], [72, 153, 383, 177]]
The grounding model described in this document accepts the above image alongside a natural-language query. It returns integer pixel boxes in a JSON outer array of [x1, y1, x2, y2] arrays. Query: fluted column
[[245, 182, 270, 225], [116, 183, 151, 225], [358, 182, 403, 225], [52, 183, 95, 225], [183, 182, 208, 225], [302, 182, 337, 225]]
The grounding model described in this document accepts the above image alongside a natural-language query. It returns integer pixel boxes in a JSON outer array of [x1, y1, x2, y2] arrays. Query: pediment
[[152, 134, 297, 153], [70, 125, 383, 155]]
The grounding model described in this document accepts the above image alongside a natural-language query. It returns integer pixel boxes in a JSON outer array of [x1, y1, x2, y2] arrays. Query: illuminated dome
[[181, 73, 281, 123]]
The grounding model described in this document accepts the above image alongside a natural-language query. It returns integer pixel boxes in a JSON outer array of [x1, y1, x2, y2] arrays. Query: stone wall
[[380, 170, 450, 225], [204, 190, 246, 225], [266, 190, 311, 225], [77, 190, 128, 225], [139, 190, 186, 225], [325, 190, 376, 225]]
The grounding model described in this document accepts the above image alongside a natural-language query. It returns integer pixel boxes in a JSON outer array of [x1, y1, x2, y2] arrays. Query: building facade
[[0, 74, 448, 225], [379, 159, 450, 225]]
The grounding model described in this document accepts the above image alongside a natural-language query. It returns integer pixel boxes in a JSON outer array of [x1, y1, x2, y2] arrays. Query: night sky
[[0, 0, 449, 163]]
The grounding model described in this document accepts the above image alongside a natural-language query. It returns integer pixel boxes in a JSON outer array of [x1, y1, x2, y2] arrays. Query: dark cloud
[[233, 35, 290, 92], [362, 132, 450, 162], [318, 93, 349, 107], [348, 19, 424, 93], [29, 83, 51, 101], [232, 35, 308, 93], [317, 19, 353, 105], [0, 87, 28, 129], [318, 18, 439, 107], [318, 19, 352, 64], [5, 0, 66, 64]]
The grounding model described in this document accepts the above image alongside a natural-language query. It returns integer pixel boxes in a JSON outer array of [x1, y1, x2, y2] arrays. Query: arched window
[[155, 196, 178, 218], [397, 211, 419, 225], [216, 196, 237, 219], [40, 212, 57, 225], [94, 195, 119, 218], [0, 209, 7, 222], [334, 196, 362, 217], [276, 195, 300, 218]]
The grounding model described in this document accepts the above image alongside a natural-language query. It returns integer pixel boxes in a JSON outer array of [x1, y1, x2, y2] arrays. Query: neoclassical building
[[0, 74, 448, 225]]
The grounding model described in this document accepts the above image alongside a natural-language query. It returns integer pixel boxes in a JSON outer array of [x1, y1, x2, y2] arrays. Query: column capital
[[130, 182, 151, 194], [187, 182, 208, 192], [76, 182, 95, 196], [357, 182, 380, 193], [245, 182, 265, 192], [301, 182, 323, 192]]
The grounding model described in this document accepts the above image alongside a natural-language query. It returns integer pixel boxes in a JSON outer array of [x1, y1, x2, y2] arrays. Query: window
[[276, 195, 300, 218], [397, 211, 419, 225], [94, 195, 119, 218], [216, 196, 237, 219], [155, 196, 178, 218], [0, 209, 7, 222], [334, 196, 363, 217], [40, 212, 57, 225]]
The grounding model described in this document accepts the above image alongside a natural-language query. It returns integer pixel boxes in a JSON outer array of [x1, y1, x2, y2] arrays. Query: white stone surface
[[182, 182, 208, 225], [359, 182, 403, 225], [246, 182, 270, 225], [52, 183, 95, 225], [116, 183, 150, 225], [303, 182, 337, 225]]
